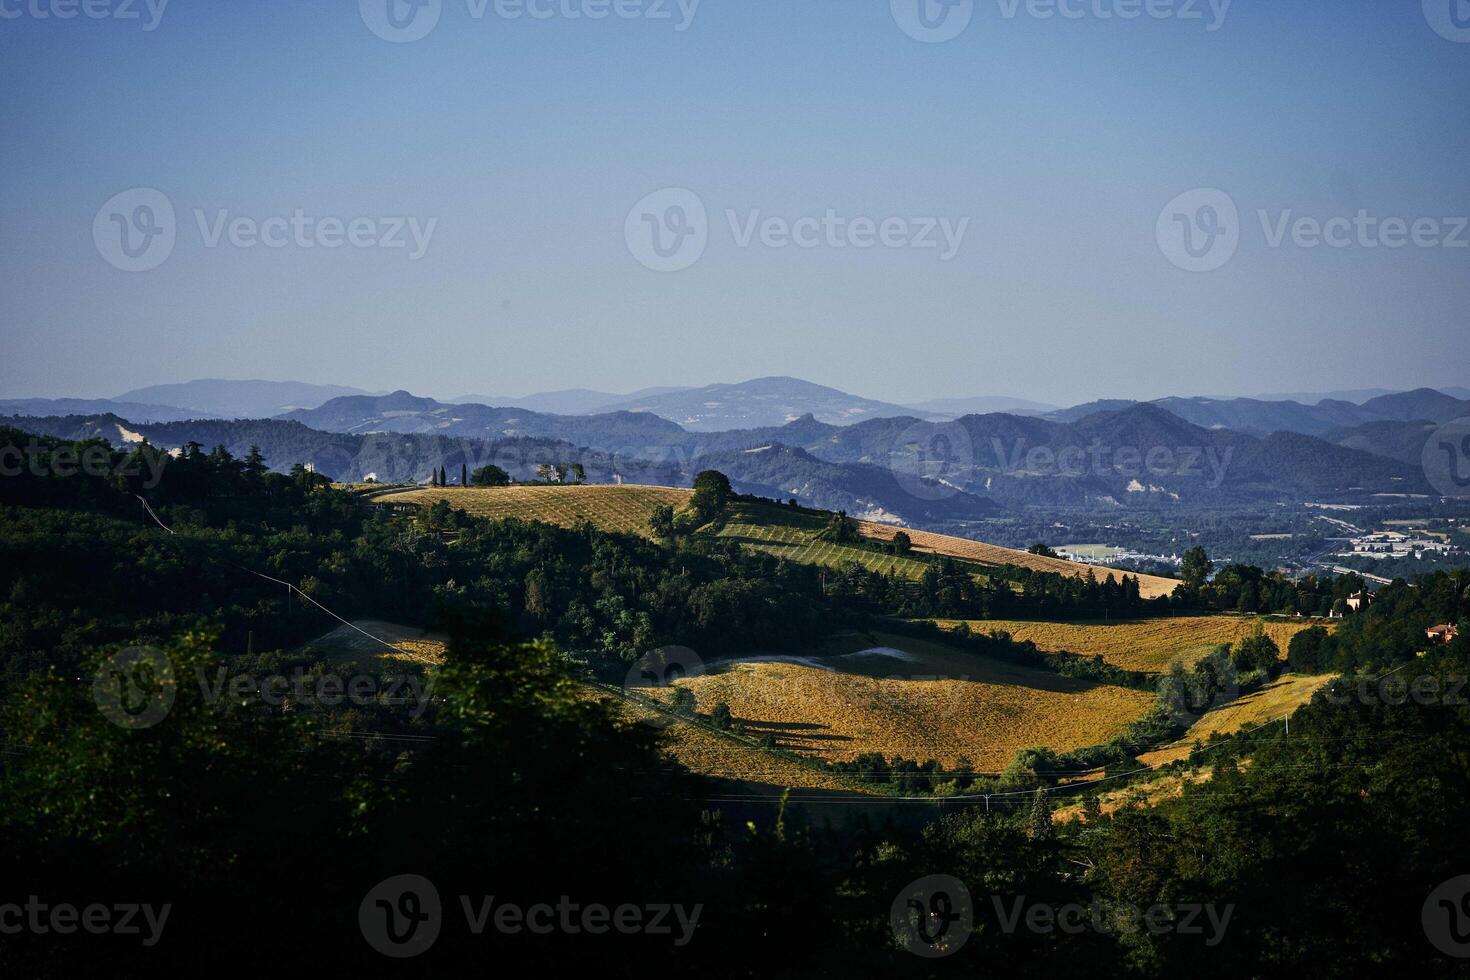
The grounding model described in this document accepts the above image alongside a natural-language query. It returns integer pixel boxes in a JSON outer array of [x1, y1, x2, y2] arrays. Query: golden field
[[856, 521, 1180, 599], [377, 484, 1176, 596], [376, 484, 695, 536], [640, 632, 1156, 771], [931, 616, 1333, 673], [585, 686, 867, 793], [1137, 672, 1337, 767]]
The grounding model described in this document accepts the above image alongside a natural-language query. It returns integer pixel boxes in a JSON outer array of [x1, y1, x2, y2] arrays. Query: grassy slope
[[642, 631, 1156, 771], [376, 484, 694, 536], [857, 521, 1180, 599], [931, 616, 1334, 673], [376, 484, 1176, 594], [1136, 672, 1338, 767]]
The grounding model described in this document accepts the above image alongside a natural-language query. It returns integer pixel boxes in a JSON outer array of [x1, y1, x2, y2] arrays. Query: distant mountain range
[[1047, 389, 1470, 437], [582, 376, 950, 430], [0, 397, 218, 423], [115, 380, 374, 419], [4, 377, 1463, 524]]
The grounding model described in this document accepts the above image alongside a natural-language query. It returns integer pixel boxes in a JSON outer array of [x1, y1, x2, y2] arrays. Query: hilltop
[[372, 483, 1179, 596]]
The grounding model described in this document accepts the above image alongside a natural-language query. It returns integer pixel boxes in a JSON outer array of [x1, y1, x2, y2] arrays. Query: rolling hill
[[373, 483, 1179, 595]]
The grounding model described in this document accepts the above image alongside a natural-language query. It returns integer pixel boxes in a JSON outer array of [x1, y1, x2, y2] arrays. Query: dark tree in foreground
[[471, 464, 510, 487], [691, 469, 732, 519]]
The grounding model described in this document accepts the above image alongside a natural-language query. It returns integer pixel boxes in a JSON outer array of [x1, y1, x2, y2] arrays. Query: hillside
[[1136, 672, 1338, 766], [640, 632, 1157, 770], [858, 521, 1180, 598], [377, 484, 1177, 594], [931, 615, 1330, 671]]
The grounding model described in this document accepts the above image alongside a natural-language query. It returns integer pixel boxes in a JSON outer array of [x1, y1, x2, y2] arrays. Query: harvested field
[[642, 632, 1155, 770], [931, 616, 1334, 673], [374, 484, 693, 536], [583, 685, 867, 793], [857, 521, 1180, 599], [1137, 672, 1337, 767]]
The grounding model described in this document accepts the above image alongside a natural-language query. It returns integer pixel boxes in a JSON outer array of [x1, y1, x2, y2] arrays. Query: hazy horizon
[[3, 371, 1466, 413], [3, 2, 1468, 407]]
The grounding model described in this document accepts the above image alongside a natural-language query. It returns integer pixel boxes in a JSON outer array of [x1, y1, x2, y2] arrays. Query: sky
[[1, 0, 1467, 407]]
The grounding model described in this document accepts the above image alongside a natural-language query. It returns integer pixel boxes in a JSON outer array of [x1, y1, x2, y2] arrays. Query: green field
[[380, 486, 980, 581], [716, 502, 945, 579]]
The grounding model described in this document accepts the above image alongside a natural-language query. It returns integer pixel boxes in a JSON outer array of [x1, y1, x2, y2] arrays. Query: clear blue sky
[[2, 0, 1467, 406]]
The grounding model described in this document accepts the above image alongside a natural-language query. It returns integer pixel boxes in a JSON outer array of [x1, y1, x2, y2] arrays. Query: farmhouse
[[1426, 624, 1460, 645]]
